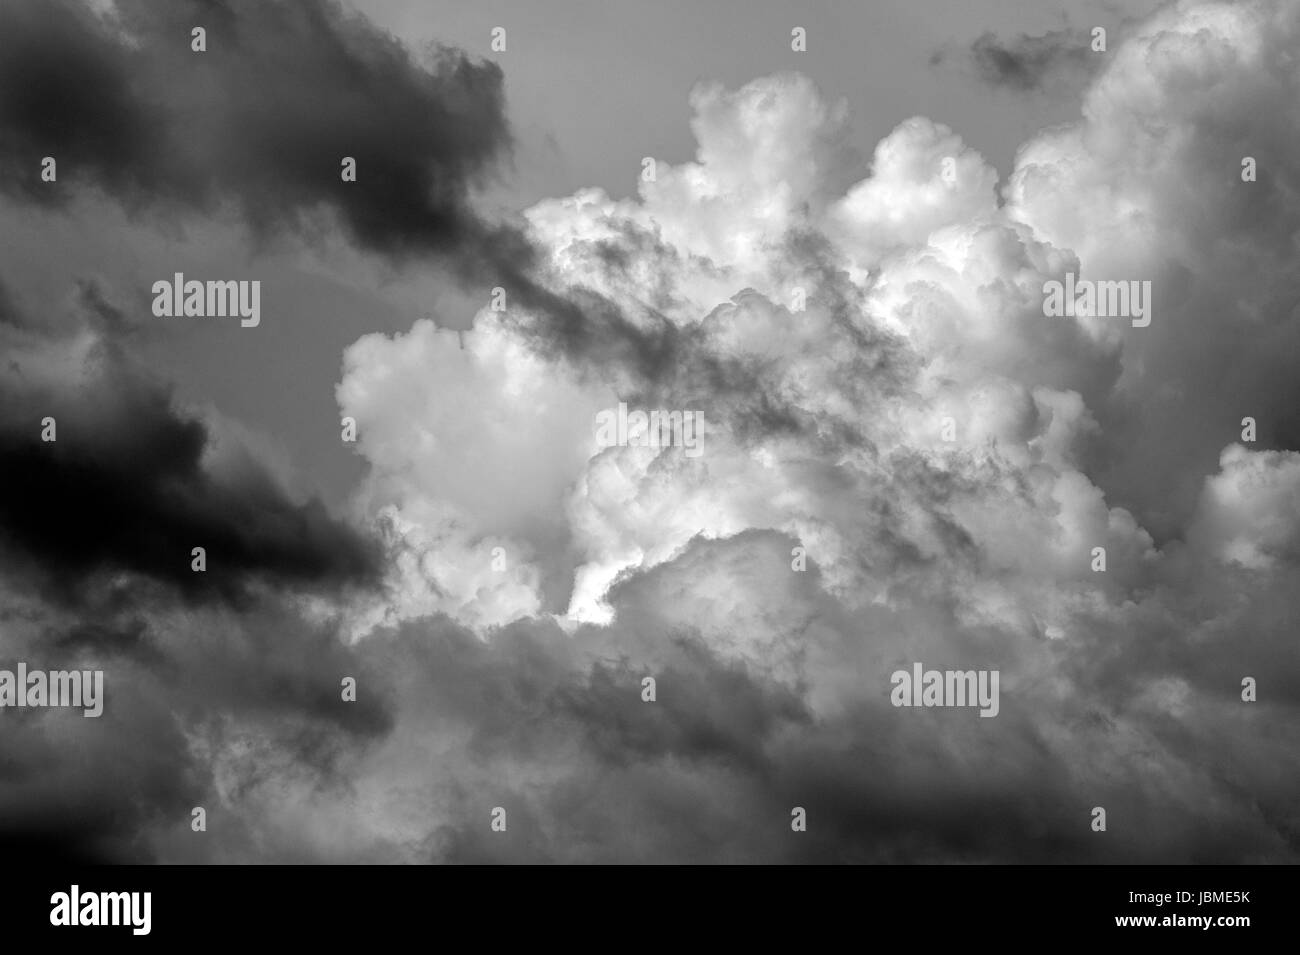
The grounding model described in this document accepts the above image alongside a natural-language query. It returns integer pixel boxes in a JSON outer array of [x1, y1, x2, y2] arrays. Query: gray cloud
[[0, 0, 511, 260], [934, 28, 1099, 93]]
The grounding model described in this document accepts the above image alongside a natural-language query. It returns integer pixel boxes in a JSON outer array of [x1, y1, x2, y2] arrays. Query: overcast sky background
[[0, 0, 1297, 864]]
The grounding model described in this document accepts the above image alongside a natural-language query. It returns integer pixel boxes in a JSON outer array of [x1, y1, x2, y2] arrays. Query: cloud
[[0, 0, 511, 266], [0, 278, 392, 859], [0, 285, 380, 603], [0, 587, 395, 863], [315, 0, 1300, 862], [935, 28, 1100, 93], [1004, 0, 1300, 538], [1188, 443, 1300, 568], [4, 0, 1299, 864]]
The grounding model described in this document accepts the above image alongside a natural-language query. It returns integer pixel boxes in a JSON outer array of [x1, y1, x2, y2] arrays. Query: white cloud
[[315, 0, 1300, 861]]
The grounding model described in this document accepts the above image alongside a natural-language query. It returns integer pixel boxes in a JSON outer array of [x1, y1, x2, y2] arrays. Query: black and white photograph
[[0, 0, 1294, 936]]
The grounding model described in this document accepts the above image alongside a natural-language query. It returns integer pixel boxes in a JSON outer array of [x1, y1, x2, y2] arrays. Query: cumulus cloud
[[1004, 0, 1300, 536], [1189, 443, 1300, 568], [316, 0, 1300, 863]]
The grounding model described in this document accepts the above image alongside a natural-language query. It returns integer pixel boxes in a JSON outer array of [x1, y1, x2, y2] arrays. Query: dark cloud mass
[[0, 0, 623, 349], [0, 322, 380, 603], [0, 0, 511, 259]]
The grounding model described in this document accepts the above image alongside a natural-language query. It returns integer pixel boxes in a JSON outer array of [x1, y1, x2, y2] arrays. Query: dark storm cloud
[[0, 315, 380, 603], [339, 533, 1286, 865], [0, 601, 395, 864], [0, 687, 199, 864], [346, 609, 822, 864], [0, 0, 511, 261], [556, 638, 811, 773], [0, 0, 630, 356], [0, 379, 381, 603], [6, 528, 1291, 864], [933, 29, 1097, 93], [53, 618, 162, 666]]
